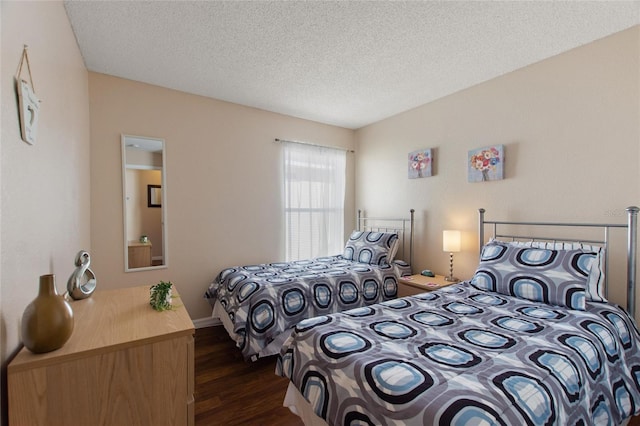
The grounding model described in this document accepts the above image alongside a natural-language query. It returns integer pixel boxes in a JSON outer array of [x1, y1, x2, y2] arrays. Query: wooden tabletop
[[9, 284, 194, 372], [398, 274, 457, 290]]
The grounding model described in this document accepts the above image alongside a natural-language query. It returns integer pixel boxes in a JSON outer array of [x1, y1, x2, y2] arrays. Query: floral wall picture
[[468, 145, 504, 182], [408, 148, 432, 179]]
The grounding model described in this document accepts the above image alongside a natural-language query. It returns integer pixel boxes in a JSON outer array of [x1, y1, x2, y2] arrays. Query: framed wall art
[[147, 185, 162, 208], [408, 148, 432, 179], [468, 145, 503, 182]]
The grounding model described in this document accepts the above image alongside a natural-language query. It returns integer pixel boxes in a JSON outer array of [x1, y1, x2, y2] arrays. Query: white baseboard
[[192, 316, 221, 329]]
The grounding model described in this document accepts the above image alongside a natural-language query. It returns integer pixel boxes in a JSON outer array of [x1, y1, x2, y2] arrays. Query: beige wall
[[356, 26, 640, 319], [89, 73, 356, 321], [0, 1, 91, 423]]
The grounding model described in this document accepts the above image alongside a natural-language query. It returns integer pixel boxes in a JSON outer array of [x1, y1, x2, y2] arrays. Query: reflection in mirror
[[147, 185, 162, 207], [122, 135, 167, 271]]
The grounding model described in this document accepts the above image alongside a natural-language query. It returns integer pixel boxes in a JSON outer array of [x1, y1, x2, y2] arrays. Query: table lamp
[[443, 230, 461, 282]]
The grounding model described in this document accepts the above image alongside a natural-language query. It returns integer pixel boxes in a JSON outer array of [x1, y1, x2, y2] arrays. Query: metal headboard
[[357, 209, 415, 267], [478, 207, 639, 317]]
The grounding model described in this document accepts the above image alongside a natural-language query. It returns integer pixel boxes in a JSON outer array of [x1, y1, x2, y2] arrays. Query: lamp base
[[445, 252, 459, 283]]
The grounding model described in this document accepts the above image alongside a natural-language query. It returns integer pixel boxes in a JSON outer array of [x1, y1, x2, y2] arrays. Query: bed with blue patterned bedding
[[277, 281, 640, 425], [206, 254, 411, 361]]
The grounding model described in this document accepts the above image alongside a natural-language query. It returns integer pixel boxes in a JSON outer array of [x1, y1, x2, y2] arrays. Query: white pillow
[[388, 237, 400, 263]]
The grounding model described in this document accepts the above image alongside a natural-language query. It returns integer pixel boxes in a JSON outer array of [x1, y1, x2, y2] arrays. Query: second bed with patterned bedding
[[206, 231, 411, 360]]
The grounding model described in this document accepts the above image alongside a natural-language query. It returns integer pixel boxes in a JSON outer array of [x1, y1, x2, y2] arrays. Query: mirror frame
[[147, 185, 162, 208], [121, 134, 168, 272]]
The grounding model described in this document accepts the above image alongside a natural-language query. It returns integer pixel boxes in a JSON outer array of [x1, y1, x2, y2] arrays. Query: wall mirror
[[121, 134, 168, 271]]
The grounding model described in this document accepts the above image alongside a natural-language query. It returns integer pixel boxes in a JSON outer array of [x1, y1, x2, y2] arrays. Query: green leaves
[[150, 281, 174, 311]]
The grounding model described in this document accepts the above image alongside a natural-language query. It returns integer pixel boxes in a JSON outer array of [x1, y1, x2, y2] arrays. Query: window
[[283, 142, 346, 261]]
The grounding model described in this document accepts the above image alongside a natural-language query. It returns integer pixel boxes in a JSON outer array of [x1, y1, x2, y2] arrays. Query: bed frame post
[[357, 209, 362, 231], [409, 209, 415, 267], [627, 206, 639, 317], [478, 208, 486, 253]]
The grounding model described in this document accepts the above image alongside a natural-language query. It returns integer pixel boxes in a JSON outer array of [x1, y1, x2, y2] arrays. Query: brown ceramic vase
[[21, 274, 74, 353]]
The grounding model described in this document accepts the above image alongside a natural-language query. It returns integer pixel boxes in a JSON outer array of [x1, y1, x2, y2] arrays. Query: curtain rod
[[275, 138, 355, 153]]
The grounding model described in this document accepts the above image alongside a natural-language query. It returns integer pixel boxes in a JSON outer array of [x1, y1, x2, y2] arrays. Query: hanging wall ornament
[[67, 250, 97, 300], [15, 45, 41, 145]]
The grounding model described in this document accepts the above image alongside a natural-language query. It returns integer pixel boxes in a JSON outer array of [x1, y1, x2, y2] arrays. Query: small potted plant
[[149, 281, 174, 311]]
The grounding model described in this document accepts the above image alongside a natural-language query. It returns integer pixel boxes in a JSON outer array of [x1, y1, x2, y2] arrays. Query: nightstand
[[397, 274, 459, 297]]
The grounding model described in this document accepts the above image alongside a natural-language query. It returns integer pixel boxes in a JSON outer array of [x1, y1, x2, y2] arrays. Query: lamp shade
[[443, 230, 461, 252]]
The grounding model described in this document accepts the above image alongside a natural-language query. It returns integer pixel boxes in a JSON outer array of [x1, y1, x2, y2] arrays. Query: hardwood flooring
[[194, 326, 303, 426]]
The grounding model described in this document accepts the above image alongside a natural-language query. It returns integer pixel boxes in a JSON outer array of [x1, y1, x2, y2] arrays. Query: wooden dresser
[[128, 241, 152, 268], [8, 285, 195, 426]]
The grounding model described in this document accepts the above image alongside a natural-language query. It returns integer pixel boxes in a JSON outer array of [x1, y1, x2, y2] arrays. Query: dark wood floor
[[194, 326, 303, 426]]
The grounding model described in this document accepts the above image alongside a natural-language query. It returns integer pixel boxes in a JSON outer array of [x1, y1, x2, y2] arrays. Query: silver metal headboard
[[357, 209, 415, 267], [478, 207, 639, 317]]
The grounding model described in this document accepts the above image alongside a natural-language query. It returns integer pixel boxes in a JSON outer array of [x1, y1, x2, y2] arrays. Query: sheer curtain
[[283, 142, 346, 261]]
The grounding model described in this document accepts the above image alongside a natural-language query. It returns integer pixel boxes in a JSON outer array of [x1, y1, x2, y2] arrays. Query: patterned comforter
[[277, 282, 640, 425], [206, 255, 410, 360]]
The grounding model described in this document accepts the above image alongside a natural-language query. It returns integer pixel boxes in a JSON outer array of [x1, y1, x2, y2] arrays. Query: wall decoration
[[15, 45, 41, 145], [148, 184, 162, 207], [468, 145, 503, 182], [408, 148, 432, 179]]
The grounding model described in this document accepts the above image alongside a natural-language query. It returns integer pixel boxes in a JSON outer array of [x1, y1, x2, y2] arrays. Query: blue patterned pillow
[[501, 240, 606, 302], [343, 231, 398, 266], [471, 242, 596, 310]]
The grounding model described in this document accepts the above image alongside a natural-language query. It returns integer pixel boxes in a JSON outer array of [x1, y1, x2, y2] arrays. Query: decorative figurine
[[67, 250, 97, 300]]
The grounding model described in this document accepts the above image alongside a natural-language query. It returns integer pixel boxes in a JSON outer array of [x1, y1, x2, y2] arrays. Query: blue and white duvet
[[277, 282, 640, 425], [206, 255, 410, 360]]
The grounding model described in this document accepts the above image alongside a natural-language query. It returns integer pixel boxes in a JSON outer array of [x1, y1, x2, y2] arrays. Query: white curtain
[[283, 142, 346, 261]]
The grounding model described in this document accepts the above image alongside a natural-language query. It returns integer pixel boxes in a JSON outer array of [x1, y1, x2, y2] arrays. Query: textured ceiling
[[64, 1, 640, 129]]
